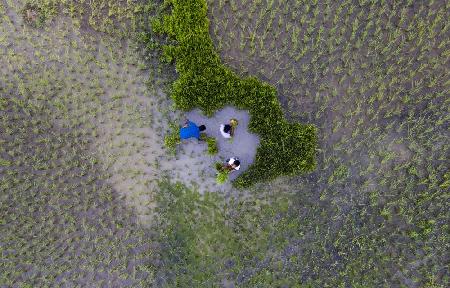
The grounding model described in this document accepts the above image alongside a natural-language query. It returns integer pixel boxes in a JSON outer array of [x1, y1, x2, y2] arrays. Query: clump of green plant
[[216, 170, 228, 184], [151, 0, 317, 187], [21, 1, 57, 27], [214, 162, 223, 171], [328, 164, 349, 184], [20, 0, 145, 36], [0, 158, 11, 166], [440, 172, 450, 189], [214, 162, 228, 184], [164, 123, 180, 155], [206, 137, 218, 155]]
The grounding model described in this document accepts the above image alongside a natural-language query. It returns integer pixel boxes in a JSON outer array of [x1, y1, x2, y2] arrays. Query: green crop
[[215, 170, 228, 184], [1, 97, 155, 286], [154, 179, 303, 285], [150, 0, 317, 187], [21, 0, 148, 36], [164, 123, 181, 155], [206, 137, 218, 155], [21, 2, 50, 27], [214, 162, 223, 171], [0, 158, 11, 166], [3, 0, 447, 286]]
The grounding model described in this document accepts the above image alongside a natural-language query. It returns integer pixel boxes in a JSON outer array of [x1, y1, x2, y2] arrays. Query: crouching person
[[223, 157, 240, 172], [220, 118, 238, 139], [180, 119, 206, 141]]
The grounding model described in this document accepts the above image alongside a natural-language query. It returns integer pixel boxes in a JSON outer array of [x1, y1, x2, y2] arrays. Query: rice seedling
[[2, 0, 448, 286]]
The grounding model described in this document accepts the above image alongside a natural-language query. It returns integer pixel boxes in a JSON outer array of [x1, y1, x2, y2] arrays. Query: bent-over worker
[[220, 118, 238, 139], [180, 119, 206, 140], [223, 157, 240, 172]]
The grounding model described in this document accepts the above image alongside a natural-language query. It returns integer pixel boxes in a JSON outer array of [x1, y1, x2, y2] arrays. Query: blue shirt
[[180, 121, 200, 140]]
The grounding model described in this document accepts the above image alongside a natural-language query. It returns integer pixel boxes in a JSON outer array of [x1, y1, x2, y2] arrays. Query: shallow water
[[185, 106, 260, 181]]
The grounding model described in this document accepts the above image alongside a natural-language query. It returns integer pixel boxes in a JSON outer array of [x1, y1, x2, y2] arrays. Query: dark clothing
[[223, 124, 232, 133]]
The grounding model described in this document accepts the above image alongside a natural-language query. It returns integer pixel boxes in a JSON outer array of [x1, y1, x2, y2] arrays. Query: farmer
[[180, 119, 206, 140], [220, 118, 239, 139], [222, 157, 240, 172]]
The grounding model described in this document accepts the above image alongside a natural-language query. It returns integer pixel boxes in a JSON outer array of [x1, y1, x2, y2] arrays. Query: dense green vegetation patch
[[155, 180, 301, 286], [151, 0, 317, 187], [206, 136, 218, 155], [164, 122, 181, 155]]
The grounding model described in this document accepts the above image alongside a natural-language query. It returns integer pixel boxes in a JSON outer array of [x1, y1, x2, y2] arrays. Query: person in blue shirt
[[180, 119, 206, 140]]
